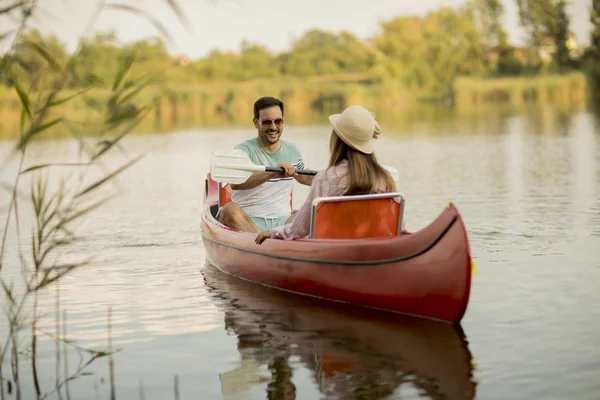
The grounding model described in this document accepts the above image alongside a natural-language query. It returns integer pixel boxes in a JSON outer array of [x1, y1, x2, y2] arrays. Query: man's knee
[[217, 202, 243, 223], [217, 202, 259, 233]]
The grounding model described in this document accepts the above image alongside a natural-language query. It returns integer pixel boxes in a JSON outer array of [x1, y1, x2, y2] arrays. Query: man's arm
[[294, 174, 314, 186], [230, 171, 275, 190], [230, 145, 273, 190]]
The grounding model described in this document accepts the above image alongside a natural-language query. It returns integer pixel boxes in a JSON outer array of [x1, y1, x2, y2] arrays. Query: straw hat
[[328, 105, 382, 154]]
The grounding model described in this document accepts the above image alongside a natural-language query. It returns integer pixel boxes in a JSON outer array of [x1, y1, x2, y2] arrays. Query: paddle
[[210, 150, 318, 184], [210, 150, 401, 188]]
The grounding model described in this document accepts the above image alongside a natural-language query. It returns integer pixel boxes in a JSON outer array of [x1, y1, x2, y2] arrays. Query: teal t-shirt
[[231, 138, 305, 218], [234, 138, 305, 170]]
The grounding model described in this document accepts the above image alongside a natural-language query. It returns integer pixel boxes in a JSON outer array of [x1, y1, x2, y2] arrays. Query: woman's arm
[[268, 172, 326, 240]]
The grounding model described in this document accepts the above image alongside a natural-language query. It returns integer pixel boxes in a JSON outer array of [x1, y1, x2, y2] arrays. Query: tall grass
[[0, 77, 415, 138], [2, 71, 592, 140], [453, 72, 589, 110], [0, 1, 190, 398]]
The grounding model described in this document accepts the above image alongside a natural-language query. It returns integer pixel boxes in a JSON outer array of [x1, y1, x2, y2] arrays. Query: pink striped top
[[270, 160, 391, 240]]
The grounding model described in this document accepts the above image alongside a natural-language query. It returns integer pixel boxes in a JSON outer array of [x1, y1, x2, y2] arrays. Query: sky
[[0, 0, 594, 59]]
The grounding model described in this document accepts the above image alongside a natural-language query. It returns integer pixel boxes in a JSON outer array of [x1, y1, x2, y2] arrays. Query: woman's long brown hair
[[328, 131, 396, 195]]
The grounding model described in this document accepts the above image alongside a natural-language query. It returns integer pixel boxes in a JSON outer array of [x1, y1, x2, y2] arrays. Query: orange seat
[[219, 183, 232, 206], [310, 193, 404, 239]]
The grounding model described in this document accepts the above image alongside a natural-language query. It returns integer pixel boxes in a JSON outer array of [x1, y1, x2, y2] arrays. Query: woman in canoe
[[255, 105, 396, 244]]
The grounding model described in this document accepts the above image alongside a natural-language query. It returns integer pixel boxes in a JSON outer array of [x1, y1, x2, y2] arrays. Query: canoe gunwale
[[201, 212, 458, 266]]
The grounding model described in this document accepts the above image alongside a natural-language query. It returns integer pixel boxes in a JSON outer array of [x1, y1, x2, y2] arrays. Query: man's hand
[[255, 230, 272, 244], [276, 162, 296, 177], [231, 162, 298, 190]]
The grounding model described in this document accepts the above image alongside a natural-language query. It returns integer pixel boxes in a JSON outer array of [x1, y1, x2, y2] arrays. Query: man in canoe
[[217, 96, 314, 233], [255, 104, 396, 244]]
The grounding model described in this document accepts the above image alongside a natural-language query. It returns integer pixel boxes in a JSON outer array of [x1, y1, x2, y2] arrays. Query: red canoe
[[200, 173, 473, 324]]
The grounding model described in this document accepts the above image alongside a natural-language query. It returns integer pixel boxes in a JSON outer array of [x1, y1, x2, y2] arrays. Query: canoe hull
[[200, 176, 472, 324]]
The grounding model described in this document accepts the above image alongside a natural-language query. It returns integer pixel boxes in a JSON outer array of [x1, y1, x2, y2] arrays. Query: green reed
[[0, 1, 190, 399]]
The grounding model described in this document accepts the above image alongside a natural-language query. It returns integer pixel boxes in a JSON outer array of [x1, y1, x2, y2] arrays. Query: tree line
[[2, 0, 600, 99]]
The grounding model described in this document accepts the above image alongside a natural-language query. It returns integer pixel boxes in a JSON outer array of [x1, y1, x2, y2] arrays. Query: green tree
[[496, 45, 524, 75], [372, 16, 435, 89], [73, 31, 123, 86], [589, 0, 600, 91], [373, 7, 486, 97], [8, 29, 69, 89], [553, 0, 571, 71], [194, 49, 240, 81], [235, 40, 279, 80], [470, 0, 523, 75], [591, 0, 600, 58], [471, 0, 508, 49], [122, 37, 170, 62], [425, 7, 487, 94], [279, 29, 375, 76], [516, 0, 560, 66]]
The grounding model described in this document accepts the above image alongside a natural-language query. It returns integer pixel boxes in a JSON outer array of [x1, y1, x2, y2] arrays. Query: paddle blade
[[210, 150, 266, 184]]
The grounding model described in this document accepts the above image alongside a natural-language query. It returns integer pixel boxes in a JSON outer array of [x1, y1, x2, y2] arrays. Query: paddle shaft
[[264, 166, 318, 176], [210, 150, 320, 184]]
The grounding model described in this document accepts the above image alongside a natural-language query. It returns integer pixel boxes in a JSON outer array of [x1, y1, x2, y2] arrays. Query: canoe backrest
[[218, 182, 232, 208], [309, 192, 405, 239]]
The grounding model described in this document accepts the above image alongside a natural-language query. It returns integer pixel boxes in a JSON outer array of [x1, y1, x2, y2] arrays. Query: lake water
[[1, 105, 599, 399]]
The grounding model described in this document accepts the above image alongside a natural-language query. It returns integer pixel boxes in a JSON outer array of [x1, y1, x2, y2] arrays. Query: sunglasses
[[258, 118, 284, 128]]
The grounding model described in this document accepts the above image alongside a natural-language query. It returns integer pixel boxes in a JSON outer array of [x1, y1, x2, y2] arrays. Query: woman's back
[[317, 159, 393, 198]]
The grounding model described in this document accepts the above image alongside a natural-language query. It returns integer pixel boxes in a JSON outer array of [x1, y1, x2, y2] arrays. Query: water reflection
[[202, 264, 477, 400]]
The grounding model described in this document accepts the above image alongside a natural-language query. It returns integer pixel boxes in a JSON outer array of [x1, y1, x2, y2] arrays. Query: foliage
[[553, 0, 571, 71], [496, 45, 525, 76], [0, 0, 586, 104], [516, 0, 560, 50], [279, 29, 375, 77], [369, 5, 490, 97], [589, 0, 600, 94], [471, 0, 509, 49], [593, 0, 600, 55]]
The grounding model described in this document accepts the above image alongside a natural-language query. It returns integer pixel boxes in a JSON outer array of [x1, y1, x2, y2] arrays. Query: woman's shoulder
[[309, 162, 349, 197], [316, 161, 348, 179]]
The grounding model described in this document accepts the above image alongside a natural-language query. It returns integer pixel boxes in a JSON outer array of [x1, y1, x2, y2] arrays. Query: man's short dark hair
[[253, 96, 284, 119]]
